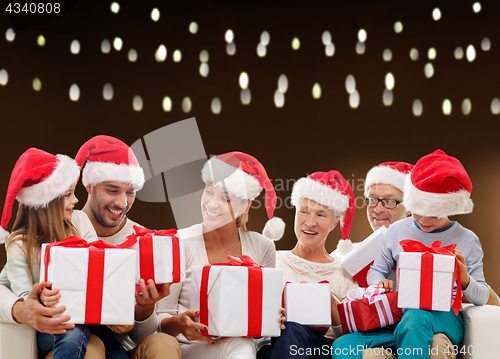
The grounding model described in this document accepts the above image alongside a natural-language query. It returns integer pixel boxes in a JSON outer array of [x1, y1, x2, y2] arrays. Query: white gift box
[[191, 263, 283, 337], [397, 251, 456, 311], [283, 283, 332, 327], [40, 242, 136, 325]]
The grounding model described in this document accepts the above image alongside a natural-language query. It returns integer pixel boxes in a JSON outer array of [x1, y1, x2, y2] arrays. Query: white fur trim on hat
[[82, 161, 145, 190], [364, 166, 408, 196], [201, 158, 262, 200], [403, 176, 474, 217], [16, 154, 80, 209], [0, 227, 9, 244], [291, 177, 349, 213], [263, 217, 285, 241]]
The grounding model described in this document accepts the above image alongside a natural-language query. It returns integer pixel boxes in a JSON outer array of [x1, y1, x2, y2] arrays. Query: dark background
[[1, 1, 499, 291]]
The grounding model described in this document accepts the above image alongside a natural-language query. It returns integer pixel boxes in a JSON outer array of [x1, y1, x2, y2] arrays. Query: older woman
[[156, 151, 284, 359], [257, 170, 359, 359]]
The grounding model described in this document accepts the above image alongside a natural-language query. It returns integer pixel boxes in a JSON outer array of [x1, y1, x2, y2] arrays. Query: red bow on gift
[[226, 255, 262, 267], [399, 239, 462, 315]]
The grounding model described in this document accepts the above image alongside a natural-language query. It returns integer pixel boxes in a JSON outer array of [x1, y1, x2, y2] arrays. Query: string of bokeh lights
[[2, 1, 500, 116]]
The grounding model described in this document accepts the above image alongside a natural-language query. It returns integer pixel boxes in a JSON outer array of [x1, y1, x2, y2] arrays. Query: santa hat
[[364, 162, 414, 196], [291, 170, 355, 254], [0, 148, 80, 243], [403, 149, 473, 217], [75, 135, 145, 190], [201, 152, 285, 241]]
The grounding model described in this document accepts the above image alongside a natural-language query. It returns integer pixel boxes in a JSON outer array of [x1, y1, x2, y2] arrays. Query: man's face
[[87, 181, 136, 229], [366, 183, 408, 231]]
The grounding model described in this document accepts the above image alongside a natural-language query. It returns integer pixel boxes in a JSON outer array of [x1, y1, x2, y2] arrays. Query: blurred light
[[163, 96, 172, 112], [189, 22, 198, 34], [383, 89, 393, 106], [432, 8, 442, 21], [466, 45, 476, 62], [442, 99, 452, 115], [226, 42, 236, 55], [274, 90, 285, 108], [5, 28, 15, 42], [358, 29, 367, 42], [155, 45, 167, 62], [225, 29, 234, 43], [394, 21, 403, 33], [173, 49, 182, 62], [491, 98, 500, 115], [103, 83, 113, 100], [151, 8, 160, 22], [428, 47, 437, 60], [33, 77, 42, 91], [128, 49, 138, 62], [278, 74, 288, 93], [70, 40, 80, 54], [481, 37, 491, 51], [241, 89, 251, 105], [101, 39, 111, 53], [239, 72, 249, 89], [413, 99, 423, 116], [182, 97, 192, 113], [473, 2, 481, 13], [462, 98, 472, 115], [312, 83, 321, 99], [345, 75, 356, 94], [292, 37, 300, 50], [199, 50, 209, 62], [37, 35, 46, 47], [424, 63, 434, 78], [410, 48, 419, 61], [383, 49, 392, 62], [199, 63, 209, 77], [133, 95, 143, 111], [110, 2, 119, 13], [355, 41, 365, 54], [385, 73, 395, 90], [322, 31, 331, 46], [261, 31, 270, 46], [454, 47, 464, 60], [69, 84, 80, 101], [113, 37, 123, 51], [349, 90, 360, 108], [325, 43, 335, 56], [211, 98, 221, 114], [257, 43, 266, 57], [0, 69, 8, 86]]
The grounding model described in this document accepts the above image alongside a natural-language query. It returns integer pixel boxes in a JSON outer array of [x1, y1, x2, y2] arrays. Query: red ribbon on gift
[[200, 255, 263, 337], [399, 240, 462, 315], [43, 236, 122, 324]]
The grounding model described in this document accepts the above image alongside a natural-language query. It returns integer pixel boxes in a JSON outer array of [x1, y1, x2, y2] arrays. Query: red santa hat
[[75, 135, 145, 190], [364, 162, 414, 196], [403, 149, 473, 217], [0, 148, 80, 243], [291, 170, 355, 253], [201, 151, 285, 240]]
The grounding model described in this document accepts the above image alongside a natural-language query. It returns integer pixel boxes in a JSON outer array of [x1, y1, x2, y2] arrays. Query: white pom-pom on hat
[[263, 217, 285, 241]]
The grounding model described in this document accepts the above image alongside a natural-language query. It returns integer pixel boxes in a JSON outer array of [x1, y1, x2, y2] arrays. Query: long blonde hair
[[6, 198, 79, 282]]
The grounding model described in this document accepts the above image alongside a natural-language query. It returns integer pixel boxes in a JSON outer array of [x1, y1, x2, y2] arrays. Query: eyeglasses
[[364, 197, 402, 209]]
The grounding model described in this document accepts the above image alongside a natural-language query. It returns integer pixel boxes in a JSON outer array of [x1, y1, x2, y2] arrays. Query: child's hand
[[279, 308, 286, 330], [454, 249, 470, 289], [40, 282, 61, 308], [378, 279, 395, 292]]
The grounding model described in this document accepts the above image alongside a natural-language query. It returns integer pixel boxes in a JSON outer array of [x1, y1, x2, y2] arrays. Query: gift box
[[283, 282, 331, 328], [191, 255, 282, 337], [397, 240, 461, 313], [126, 226, 186, 285], [40, 237, 136, 325], [341, 226, 389, 287], [337, 285, 403, 334]]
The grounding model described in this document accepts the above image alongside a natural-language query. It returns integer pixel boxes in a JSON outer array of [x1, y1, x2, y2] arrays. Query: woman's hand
[[454, 249, 470, 289], [279, 308, 286, 330], [378, 279, 395, 292], [39, 282, 61, 308], [161, 310, 216, 344]]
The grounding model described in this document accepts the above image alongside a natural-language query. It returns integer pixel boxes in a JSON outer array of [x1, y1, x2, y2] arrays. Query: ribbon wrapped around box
[[283, 281, 332, 329], [191, 255, 282, 337], [126, 226, 185, 285], [40, 236, 136, 325], [397, 240, 461, 314], [338, 285, 403, 334]]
